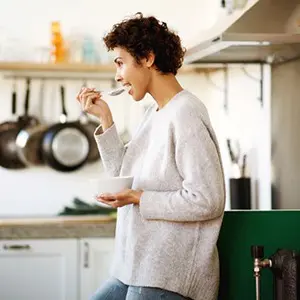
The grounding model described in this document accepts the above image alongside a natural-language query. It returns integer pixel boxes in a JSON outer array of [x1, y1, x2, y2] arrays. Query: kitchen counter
[[0, 215, 116, 239]]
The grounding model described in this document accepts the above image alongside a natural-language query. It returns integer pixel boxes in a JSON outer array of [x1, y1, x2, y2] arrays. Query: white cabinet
[[0, 239, 79, 300], [0, 237, 115, 300], [79, 238, 115, 300]]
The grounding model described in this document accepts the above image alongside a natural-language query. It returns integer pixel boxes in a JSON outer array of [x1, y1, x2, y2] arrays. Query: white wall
[[0, 65, 271, 216], [0, 0, 271, 216], [0, 0, 219, 62], [179, 65, 271, 211]]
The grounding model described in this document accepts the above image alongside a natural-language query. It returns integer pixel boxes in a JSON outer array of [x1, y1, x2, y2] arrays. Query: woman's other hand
[[96, 189, 143, 208], [76, 87, 113, 131]]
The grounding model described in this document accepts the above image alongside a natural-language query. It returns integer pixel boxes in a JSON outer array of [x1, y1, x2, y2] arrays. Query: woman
[[77, 12, 225, 300]]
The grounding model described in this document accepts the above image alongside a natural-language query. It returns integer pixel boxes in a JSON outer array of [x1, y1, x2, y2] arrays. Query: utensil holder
[[230, 177, 251, 209]]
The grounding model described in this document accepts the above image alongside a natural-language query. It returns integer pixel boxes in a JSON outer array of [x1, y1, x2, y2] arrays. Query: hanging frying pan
[[41, 85, 90, 172], [16, 80, 48, 166], [0, 78, 39, 169]]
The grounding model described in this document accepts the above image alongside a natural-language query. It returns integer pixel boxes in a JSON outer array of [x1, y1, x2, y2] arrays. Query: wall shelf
[[0, 62, 116, 72], [0, 62, 117, 81], [0, 61, 221, 81]]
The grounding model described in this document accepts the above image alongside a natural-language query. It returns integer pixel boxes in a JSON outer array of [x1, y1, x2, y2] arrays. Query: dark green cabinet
[[218, 210, 300, 300]]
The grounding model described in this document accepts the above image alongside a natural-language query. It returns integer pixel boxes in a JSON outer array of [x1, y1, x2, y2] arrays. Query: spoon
[[95, 86, 129, 97]]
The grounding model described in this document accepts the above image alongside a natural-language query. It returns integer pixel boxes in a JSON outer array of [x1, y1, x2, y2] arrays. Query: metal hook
[[241, 64, 264, 107]]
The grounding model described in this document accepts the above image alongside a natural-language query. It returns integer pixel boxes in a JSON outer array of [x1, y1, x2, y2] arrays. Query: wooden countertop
[[0, 215, 116, 227], [0, 215, 117, 239]]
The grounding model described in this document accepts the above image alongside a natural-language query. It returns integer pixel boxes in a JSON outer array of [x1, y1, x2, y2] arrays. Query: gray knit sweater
[[94, 90, 225, 300]]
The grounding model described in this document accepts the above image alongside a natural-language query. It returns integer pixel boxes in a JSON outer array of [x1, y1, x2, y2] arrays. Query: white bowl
[[89, 176, 134, 199]]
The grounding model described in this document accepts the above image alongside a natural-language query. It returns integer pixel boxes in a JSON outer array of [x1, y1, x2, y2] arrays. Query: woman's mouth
[[125, 85, 133, 95]]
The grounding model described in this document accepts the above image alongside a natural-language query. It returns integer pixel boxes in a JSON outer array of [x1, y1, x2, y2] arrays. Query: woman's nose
[[115, 72, 122, 83]]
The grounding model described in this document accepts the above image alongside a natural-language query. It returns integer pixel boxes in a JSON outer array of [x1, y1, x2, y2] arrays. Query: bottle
[[50, 21, 65, 63], [82, 35, 98, 64], [65, 28, 84, 63]]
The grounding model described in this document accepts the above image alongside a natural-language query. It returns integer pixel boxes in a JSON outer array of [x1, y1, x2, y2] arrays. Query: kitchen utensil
[[227, 138, 243, 178], [95, 85, 129, 96], [0, 78, 39, 169], [16, 123, 49, 166], [18, 78, 40, 127], [241, 154, 247, 177], [95, 82, 131, 143], [16, 80, 48, 166], [41, 85, 90, 172], [0, 81, 18, 133]]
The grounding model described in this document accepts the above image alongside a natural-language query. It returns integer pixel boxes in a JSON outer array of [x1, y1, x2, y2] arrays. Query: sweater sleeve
[[94, 123, 125, 177], [94, 104, 156, 177], [139, 107, 225, 222]]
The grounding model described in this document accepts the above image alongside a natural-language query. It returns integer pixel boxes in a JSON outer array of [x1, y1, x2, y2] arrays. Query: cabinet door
[[0, 239, 78, 300], [80, 238, 115, 300]]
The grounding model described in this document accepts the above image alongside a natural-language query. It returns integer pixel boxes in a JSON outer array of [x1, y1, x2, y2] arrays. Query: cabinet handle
[[3, 244, 31, 250], [84, 242, 89, 268]]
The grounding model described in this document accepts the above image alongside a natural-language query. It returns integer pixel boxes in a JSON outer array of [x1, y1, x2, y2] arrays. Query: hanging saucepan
[[41, 85, 90, 172], [16, 80, 48, 166], [0, 78, 39, 169]]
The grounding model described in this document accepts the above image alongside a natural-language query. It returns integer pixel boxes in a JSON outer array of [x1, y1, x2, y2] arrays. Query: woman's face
[[113, 47, 152, 101]]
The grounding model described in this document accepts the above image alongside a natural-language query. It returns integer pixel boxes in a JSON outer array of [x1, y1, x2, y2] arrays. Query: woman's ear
[[145, 52, 155, 68]]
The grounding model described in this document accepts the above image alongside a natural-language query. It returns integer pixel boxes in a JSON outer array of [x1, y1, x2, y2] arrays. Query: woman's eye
[[117, 61, 123, 67]]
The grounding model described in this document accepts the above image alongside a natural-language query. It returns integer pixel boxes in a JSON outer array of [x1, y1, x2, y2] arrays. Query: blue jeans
[[90, 277, 192, 300]]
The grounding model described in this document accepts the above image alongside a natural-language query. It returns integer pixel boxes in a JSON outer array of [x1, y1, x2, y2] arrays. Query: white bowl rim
[[89, 176, 134, 181]]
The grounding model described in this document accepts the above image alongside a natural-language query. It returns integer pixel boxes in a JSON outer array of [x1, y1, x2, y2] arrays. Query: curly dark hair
[[103, 12, 185, 75]]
